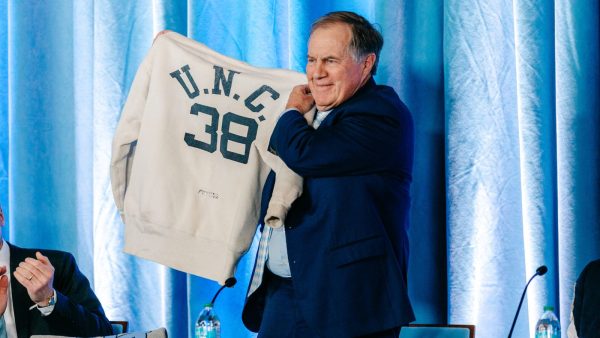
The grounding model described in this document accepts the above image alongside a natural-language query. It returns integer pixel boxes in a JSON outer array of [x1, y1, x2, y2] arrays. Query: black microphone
[[210, 277, 237, 306], [507, 265, 548, 338]]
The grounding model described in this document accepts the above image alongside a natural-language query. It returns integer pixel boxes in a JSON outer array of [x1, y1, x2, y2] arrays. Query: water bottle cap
[[543, 305, 554, 311], [203, 303, 213, 308]]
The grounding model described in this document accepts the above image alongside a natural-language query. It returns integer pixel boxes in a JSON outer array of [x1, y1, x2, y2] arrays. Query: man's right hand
[[153, 29, 172, 44], [0, 266, 8, 316], [286, 84, 315, 114]]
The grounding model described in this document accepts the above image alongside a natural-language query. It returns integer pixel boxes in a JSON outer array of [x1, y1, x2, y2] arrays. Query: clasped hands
[[0, 252, 55, 316]]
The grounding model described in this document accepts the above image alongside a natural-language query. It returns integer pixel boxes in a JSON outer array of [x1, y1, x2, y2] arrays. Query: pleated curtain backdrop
[[0, 1, 597, 337], [445, 1, 599, 337]]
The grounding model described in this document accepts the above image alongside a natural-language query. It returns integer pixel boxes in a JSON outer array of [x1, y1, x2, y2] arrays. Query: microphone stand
[[507, 266, 548, 338], [210, 277, 237, 306]]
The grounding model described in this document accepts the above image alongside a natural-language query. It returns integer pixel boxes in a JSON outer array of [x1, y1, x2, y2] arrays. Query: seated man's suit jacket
[[573, 258, 600, 337], [8, 243, 113, 338], [243, 78, 415, 337]]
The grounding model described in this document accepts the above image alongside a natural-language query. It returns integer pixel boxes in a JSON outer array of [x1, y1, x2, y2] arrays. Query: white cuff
[[29, 289, 57, 316]]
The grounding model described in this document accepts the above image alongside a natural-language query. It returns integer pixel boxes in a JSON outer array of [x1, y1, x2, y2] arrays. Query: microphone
[[210, 277, 237, 306], [507, 265, 548, 338]]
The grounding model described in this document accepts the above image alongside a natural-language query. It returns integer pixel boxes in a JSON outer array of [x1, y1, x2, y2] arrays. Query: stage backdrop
[[0, 1, 598, 337]]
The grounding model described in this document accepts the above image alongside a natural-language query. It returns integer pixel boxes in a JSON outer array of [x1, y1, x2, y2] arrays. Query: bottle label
[[535, 320, 560, 338], [196, 325, 220, 338]]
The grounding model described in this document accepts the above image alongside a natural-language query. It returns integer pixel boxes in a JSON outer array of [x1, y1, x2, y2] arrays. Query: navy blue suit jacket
[[243, 78, 415, 337], [573, 258, 600, 337], [8, 243, 113, 338]]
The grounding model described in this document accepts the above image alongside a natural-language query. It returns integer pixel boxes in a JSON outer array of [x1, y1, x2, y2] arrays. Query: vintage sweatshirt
[[110, 32, 305, 284]]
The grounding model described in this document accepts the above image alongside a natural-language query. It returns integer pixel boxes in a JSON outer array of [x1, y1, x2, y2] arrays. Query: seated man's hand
[[14, 252, 55, 307], [0, 266, 8, 315]]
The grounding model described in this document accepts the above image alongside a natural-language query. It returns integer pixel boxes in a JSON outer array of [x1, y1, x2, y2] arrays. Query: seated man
[[0, 201, 113, 337], [568, 258, 600, 338]]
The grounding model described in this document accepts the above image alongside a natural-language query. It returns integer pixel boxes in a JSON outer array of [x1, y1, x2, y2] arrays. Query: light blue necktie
[[248, 226, 272, 296]]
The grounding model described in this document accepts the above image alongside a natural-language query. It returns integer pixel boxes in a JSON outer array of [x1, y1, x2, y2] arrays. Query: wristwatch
[[40, 290, 56, 308]]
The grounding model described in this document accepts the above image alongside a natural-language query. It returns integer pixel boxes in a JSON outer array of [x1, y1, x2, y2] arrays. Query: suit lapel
[[8, 243, 32, 337]]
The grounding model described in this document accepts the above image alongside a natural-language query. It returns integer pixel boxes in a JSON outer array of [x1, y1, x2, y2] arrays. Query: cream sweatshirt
[[110, 32, 305, 284]]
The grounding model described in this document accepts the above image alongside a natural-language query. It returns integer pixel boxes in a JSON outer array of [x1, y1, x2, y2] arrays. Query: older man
[[243, 11, 415, 338], [0, 202, 112, 337]]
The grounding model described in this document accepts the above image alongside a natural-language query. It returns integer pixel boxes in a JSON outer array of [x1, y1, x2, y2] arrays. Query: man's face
[[306, 23, 372, 111]]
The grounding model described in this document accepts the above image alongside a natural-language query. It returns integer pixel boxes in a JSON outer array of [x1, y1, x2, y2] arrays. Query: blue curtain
[[445, 1, 599, 337], [0, 1, 597, 337]]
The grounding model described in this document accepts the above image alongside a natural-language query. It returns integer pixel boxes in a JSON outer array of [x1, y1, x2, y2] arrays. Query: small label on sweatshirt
[[198, 189, 219, 199]]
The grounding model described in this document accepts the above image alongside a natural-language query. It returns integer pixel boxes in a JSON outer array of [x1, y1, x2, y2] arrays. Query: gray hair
[[311, 11, 384, 75]]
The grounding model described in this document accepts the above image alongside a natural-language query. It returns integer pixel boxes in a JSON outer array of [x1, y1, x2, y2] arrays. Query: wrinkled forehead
[[310, 22, 352, 42], [308, 24, 353, 56]]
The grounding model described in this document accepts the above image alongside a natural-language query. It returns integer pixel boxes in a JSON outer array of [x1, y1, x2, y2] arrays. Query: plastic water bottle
[[195, 303, 221, 338], [535, 306, 560, 338]]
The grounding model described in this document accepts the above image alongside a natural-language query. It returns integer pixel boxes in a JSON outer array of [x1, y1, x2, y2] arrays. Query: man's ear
[[362, 53, 376, 76]]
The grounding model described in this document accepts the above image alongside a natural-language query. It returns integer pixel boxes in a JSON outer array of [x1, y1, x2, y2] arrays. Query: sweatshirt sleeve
[[255, 143, 302, 228], [110, 54, 152, 222], [258, 110, 315, 228]]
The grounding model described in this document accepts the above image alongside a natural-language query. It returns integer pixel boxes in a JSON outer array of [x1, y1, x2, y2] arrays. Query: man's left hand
[[14, 252, 55, 306]]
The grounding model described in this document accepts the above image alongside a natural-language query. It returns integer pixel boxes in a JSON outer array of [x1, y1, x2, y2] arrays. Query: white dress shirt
[[0, 240, 19, 338]]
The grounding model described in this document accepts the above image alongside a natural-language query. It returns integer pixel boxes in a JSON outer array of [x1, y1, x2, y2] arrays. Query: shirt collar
[[0, 239, 10, 267]]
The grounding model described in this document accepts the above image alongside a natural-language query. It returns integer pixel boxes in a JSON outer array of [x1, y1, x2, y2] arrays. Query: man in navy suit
[[243, 11, 415, 338], [0, 202, 113, 337]]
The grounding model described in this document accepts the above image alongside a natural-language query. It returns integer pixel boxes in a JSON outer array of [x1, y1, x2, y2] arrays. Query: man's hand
[[14, 252, 55, 306], [153, 29, 172, 44], [0, 266, 8, 315], [286, 84, 315, 114]]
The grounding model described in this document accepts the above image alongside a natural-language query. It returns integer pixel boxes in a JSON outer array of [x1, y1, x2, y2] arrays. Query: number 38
[[184, 103, 258, 164]]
